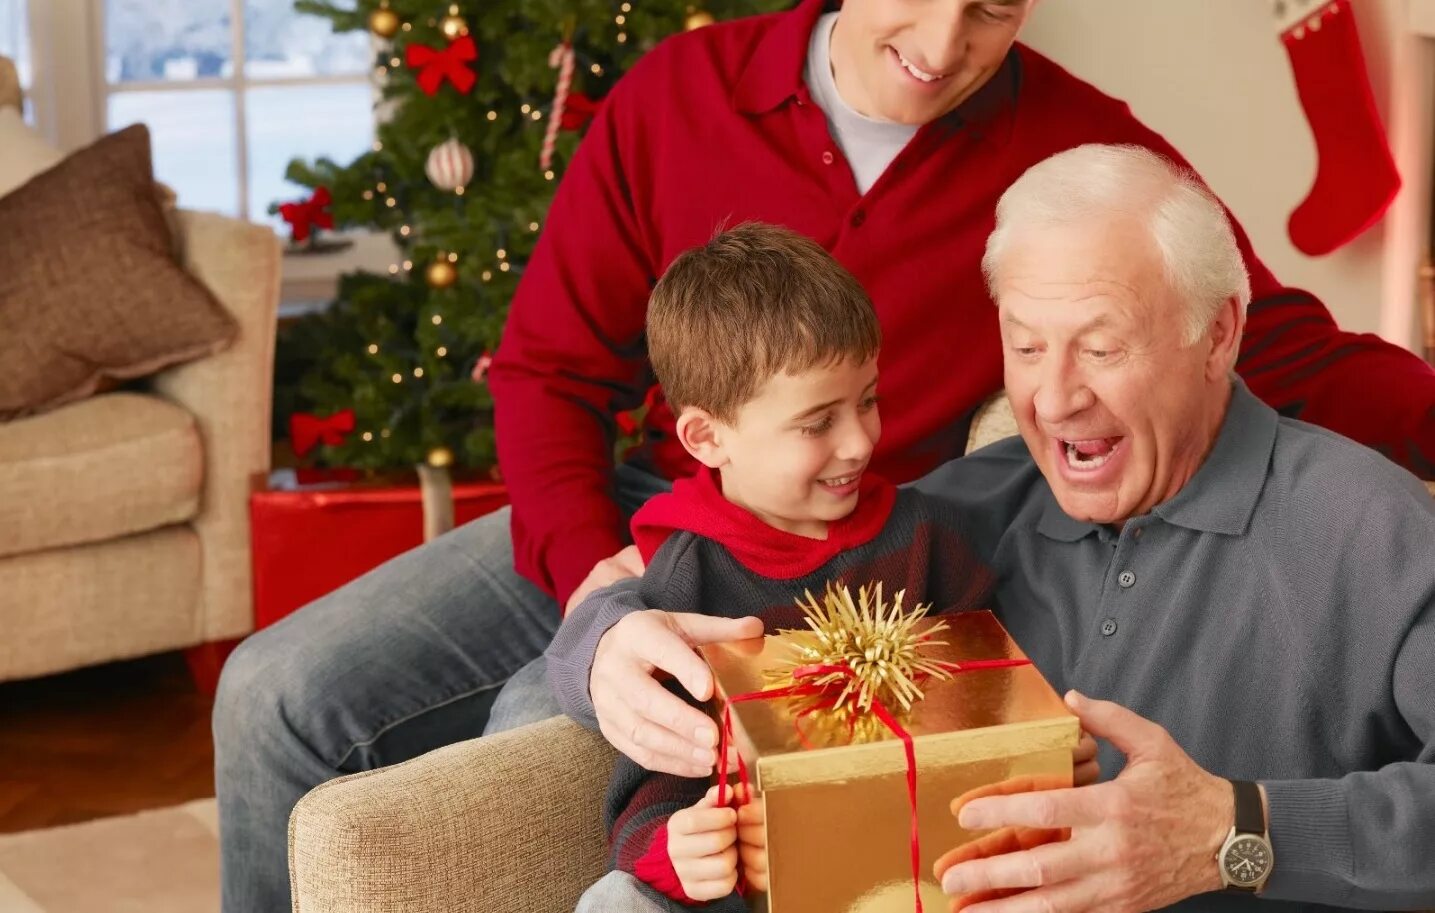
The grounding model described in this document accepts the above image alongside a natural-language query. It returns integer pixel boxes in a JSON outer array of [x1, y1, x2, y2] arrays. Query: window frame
[[17, 0, 391, 303]]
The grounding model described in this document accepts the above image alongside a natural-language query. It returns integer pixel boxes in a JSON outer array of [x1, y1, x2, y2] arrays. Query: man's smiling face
[[830, 0, 1033, 125]]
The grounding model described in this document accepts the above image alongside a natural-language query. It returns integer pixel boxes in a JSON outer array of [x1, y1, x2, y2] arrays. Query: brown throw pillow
[[0, 124, 237, 420]]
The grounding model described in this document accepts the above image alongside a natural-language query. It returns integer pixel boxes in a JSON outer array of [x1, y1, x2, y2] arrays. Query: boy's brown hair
[[647, 222, 880, 423]]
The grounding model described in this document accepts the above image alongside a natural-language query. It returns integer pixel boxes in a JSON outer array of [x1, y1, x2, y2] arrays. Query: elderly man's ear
[[1205, 295, 1247, 381]]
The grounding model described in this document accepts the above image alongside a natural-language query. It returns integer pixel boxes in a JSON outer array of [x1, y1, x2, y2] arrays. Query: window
[[0, 0, 32, 121], [7, 1, 394, 301], [102, 0, 376, 227]]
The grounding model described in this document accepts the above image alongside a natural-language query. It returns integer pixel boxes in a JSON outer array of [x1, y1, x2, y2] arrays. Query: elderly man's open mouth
[[1056, 436, 1126, 473]]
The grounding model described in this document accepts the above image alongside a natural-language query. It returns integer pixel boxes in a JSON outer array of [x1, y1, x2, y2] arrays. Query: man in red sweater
[[213, 2, 1435, 910]]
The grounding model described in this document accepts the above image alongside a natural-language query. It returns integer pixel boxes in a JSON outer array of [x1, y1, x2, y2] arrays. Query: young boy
[[565, 223, 994, 913]]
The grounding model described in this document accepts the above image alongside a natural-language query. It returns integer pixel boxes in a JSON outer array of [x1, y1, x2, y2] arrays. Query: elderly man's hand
[[591, 609, 763, 777], [937, 691, 1232, 913]]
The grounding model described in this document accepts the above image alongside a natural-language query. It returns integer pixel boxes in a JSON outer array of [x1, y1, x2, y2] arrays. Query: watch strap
[[1232, 779, 1265, 835]]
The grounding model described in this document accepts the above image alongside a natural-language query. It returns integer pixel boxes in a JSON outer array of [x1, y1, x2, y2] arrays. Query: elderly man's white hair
[[982, 144, 1252, 345]]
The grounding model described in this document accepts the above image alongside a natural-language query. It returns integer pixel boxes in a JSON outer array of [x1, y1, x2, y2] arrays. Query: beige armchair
[[290, 715, 616, 913], [0, 61, 280, 680]]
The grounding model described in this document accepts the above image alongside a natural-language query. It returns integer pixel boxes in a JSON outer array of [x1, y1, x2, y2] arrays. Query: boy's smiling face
[[678, 357, 881, 538]]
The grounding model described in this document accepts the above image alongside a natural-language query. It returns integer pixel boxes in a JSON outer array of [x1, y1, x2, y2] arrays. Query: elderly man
[[549, 144, 1434, 911], [910, 144, 1435, 910]]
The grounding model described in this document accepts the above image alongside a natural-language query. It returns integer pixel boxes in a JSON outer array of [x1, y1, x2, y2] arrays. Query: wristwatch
[[1218, 779, 1274, 892]]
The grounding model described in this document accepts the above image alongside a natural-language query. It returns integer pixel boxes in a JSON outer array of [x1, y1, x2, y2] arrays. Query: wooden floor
[[0, 652, 215, 834]]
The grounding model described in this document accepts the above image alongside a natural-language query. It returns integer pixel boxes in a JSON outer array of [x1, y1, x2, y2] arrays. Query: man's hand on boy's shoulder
[[566, 544, 647, 614], [592, 609, 763, 777]]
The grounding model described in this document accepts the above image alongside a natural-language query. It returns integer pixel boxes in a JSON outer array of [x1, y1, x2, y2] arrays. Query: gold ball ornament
[[440, 4, 469, 39], [684, 9, 716, 30], [426, 446, 455, 468], [425, 259, 459, 288], [368, 4, 401, 38]]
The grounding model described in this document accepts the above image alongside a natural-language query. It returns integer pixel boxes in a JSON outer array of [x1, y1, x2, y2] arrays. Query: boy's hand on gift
[[935, 691, 1230, 913], [668, 785, 741, 901], [733, 784, 769, 892], [565, 545, 646, 614], [592, 610, 764, 777]]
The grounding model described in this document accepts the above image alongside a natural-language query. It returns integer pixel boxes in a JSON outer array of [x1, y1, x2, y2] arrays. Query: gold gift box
[[701, 610, 1078, 913]]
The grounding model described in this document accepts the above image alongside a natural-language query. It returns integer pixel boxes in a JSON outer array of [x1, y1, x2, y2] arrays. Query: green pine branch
[[276, 0, 788, 470]]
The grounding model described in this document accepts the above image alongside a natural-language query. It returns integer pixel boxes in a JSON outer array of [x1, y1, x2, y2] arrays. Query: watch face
[[1223, 835, 1273, 886]]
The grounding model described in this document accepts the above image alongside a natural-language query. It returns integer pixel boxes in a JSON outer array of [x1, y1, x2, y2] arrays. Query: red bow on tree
[[560, 92, 602, 131], [279, 186, 334, 243], [290, 408, 356, 458], [616, 384, 662, 436], [406, 34, 478, 96]]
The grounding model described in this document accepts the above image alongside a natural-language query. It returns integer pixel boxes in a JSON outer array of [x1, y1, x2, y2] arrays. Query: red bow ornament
[[561, 92, 602, 131], [279, 186, 334, 243], [615, 384, 662, 436], [406, 34, 478, 96], [290, 409, 356, 458]]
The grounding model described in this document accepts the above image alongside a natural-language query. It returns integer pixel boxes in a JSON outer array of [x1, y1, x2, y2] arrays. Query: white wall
[[1019, 0, 1411, 340]]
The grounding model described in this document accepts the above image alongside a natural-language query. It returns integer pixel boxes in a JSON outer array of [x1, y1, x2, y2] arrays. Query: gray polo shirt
[[916, 380, 1435, 910]]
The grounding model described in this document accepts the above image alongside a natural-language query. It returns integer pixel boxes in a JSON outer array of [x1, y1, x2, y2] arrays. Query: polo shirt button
[[1118, 570, 1136, 588], [821, 150, 835, 165], [1101, 618, 1118, 637], [850, 209, 866, 227], [1132, 527, 1143, 540]]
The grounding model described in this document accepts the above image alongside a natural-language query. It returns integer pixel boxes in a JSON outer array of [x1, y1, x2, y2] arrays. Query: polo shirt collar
[[733, 0, 827, 114], [1036, 498, 1098, 542], [1036, 380, 1278, 542], [1153, 379, 1276, 536], [733, 0, 1022, 137]]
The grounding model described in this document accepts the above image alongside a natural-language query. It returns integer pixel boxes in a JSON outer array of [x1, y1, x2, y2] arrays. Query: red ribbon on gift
[[561, 92, 601, 131], [279, 186, 334, 243], [406, 34, 478, 96], [290, 408, 356, 458], [717, 655, 1032, 912]]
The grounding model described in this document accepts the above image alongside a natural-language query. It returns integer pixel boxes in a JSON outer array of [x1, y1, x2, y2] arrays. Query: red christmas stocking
[[1278, 0, 1400, 256]]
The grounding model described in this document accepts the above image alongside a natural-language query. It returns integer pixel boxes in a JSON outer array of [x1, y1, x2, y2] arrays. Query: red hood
[[631, 466, 897, 579]]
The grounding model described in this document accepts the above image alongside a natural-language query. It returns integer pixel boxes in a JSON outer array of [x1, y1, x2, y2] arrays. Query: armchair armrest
[[289, 715, 617, 913], [149, 209, 281, 641]]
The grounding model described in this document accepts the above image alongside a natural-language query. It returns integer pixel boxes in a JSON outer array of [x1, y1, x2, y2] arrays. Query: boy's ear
[[676, 407, 727, 468]]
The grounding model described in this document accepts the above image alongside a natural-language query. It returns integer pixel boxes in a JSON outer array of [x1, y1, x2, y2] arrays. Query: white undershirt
[[802, 12, 918, 195]]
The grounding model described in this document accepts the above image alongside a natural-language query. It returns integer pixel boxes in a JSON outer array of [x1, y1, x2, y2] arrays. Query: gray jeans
[[213, 465, 670, 913], [575, 871, 693, 913], [575, 871, 750, 913]]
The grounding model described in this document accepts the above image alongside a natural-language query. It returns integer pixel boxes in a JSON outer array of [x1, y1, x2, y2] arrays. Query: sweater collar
[[631, 466, 897, 579]]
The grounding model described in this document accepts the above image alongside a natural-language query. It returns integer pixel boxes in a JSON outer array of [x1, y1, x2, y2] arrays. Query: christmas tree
[[275, 0, 788, 470]]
